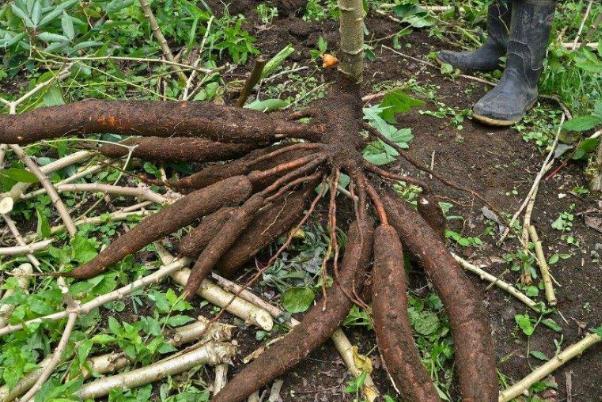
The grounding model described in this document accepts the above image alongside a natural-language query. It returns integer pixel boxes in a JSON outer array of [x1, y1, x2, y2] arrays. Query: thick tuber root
[[99, 137, 259, 163], [67, 175, 252, 279], [212, 218, 374, 402], [382, 190, 498, 402], [372, 225, 441, 401]]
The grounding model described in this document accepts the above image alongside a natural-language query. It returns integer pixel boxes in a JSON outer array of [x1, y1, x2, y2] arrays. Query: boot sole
[[472, 98, 537, 127]]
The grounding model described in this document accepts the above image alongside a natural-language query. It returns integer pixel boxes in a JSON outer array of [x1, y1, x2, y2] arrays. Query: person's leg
[[473, 0, 556, 126], [437, 0, 511, 71]]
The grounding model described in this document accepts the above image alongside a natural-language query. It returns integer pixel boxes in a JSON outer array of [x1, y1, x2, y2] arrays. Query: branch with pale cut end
[[77, 342, 236, 399], [499, 331, 601, 402], [528, 225, 557, 306]]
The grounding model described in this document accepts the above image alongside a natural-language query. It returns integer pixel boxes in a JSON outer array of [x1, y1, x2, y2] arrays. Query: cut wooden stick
[[137, 0, 187, 82], [9, 144, 77, 237], [528, 225, 557, 306], [499, 331, 601, 402], [77, 342, 236, 399], [0, 264, 33, 328], [267, 379, 284, 402], [214, 364, 229, 394], [0, 258, 190, 337], [37, 183, 167, 204], [237, 58, 267, 107], [0, 240, 53, 256], [1, 213, 40, 268], [452, 254, 540, 311]]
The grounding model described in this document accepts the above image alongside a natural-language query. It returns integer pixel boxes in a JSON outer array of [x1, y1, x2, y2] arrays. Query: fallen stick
[[2, 213, 40, 268], [452, 254, 540, 311], [210, 272, 380, 402], [0, 258, 190, 337], [23, 210, 153, 243], [37, 183, 167, 204], [499, 331, 601, 402], [0, 317, 234, 402], [267, 379, 284, 402], [77, 342, 236, 399], [170, 269, 273, 331], [0, 264, 33, 328], [528, 226, 557, 306], [591, 132, 602, 192], [214, 364, 229, 394], [9, 144, 76, 237], [0, 240, 53, 256]]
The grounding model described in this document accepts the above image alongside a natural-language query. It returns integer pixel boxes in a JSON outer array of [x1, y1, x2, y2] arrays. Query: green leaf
[[245, 98, 289, 112], [515, 313, 534, 336], [281, 287, 315, 313], [11, 3, 35, 28], [37, 32, 69, 43], [77, 339, 93, 364], [165, 315, 195, 327], [412, 310, 439, 335], [0, 168, 38, 183], [36, 207, 51, 238], [42, 85, 65, 107], [594, 327, 602, 338], [38, 0, 79, 27], [541, 318, 562, 333], [572, 138, 600, 160], [70, 234, 98, 263], [61, 12, 74, 40], [379, 89, 424, 123], [563, 115, 602, 132], [530, 350, 549, 361]]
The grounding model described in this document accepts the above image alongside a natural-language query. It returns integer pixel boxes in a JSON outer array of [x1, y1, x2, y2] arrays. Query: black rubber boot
[[473, 0, 556, 126], [437, 0, 511, 71]]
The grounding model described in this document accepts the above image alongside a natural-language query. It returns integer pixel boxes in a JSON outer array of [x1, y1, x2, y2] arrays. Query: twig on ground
[[452, 254, 540, 311], [528, 225, 557, 306], [499, 331, 601, 402], [1, 213, 40, 268], [590, 130, 602, 192], [571, 0, 594, 50], [213, 364, 229, 394], [237, 58, 267, 107], [137, 0, 187, 82], [9, 145, 77, 237], [0, 264, 33, 328], [0, 240, 53, 256], [267, 379, 284, 402], [77, 342, 236, 399], [499, 114, 565, 244], [32, 183, 168, 204], [0, 258, 190, 337]]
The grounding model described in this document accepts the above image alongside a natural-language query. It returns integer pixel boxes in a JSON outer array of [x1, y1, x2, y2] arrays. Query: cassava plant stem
[[337, 0, 364, 81]]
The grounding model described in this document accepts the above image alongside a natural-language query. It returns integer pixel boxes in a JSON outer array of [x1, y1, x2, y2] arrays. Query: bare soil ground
[[207, 4, 601, 401]]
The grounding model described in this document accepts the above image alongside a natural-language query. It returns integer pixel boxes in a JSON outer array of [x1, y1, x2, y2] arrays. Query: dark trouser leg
[[437, 0, 511, 71], [472, 0, 556, 126]]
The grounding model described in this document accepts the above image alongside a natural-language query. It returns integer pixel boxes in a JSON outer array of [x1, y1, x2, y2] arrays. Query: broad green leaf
[[11, 3, 35, 28], [563, 115, 602, 132], [541, 318, 562, 332], [412, 310, 439, 335], [515, 313, 534, 336], [42, 85, 65, 107], [379, 89, 424, 123], [36, 207, 51, 238], [281, 287, 315, 313], [165, 315, 195, 327], [38, 0, 79, 27], [71, 234, 98, 263], [572, 138, 600, 160], [0, 168, 38, 183], [530, 350, 549, 361], [61, 12, 74, 40], [37, 32, 69, 43], [594, 327, 602, 338]]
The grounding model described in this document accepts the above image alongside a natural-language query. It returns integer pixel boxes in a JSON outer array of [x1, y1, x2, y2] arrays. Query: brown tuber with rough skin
[[382, 190, 498, 402], [182, 194, 266, 299], [0, 100, 320, 144], [178, 208, 236, 258], [67, 176, 252, 279], [212, 218, 374, 402], [372, 224, 441, 401], [99, 137, 258, 163]]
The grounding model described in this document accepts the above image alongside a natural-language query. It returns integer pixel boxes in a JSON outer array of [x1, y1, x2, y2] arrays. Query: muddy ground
[[206, 3, 601, 402]]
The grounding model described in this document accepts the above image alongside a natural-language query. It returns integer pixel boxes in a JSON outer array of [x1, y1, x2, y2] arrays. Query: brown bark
[[182, 194, 266, 300], [218, 186, 311, 277], [372, 224, 441, 402], [212, 218, 374, 402], [99, 137, 258, 162], [178, 208, 236, 258], [68, 176, 252, 279], [0, 100, 320, 144], [381, 190, 498, 402]]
